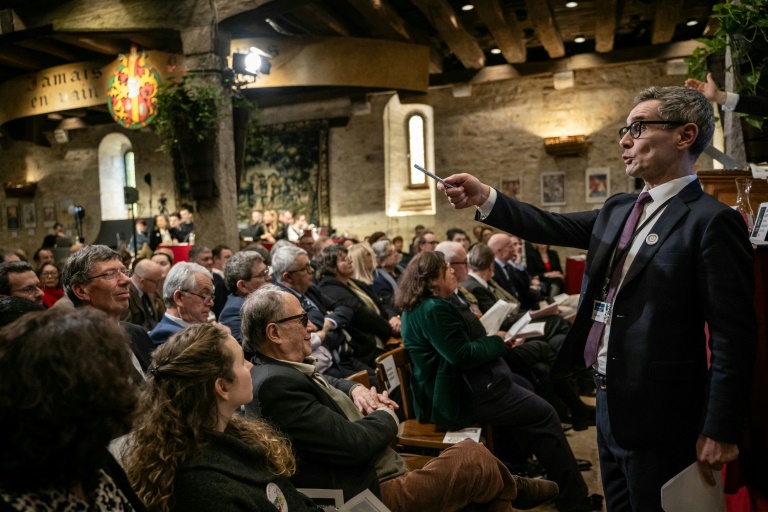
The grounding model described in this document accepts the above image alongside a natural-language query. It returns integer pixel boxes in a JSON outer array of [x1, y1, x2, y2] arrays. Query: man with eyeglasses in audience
[[149, 261, 219, 346], [61, 244, 154, 380], [219, 251, 272, 346], [0, 261, 44, 306], [190, 244, 228, 320], [120, 258, 166, 331]]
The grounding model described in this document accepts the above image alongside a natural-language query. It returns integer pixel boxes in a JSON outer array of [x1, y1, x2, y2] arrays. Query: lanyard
[[600, 196, 675, 298]]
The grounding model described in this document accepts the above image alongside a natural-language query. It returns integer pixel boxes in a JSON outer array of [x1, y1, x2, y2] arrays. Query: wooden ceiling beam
[[13, 38, 85, 61], [525, 0, 565, 59], [473, 0, 526, 63], [343, 0, 414, 42], [594, 0, 618, 53], [410, 0, 485, 69], [49, 34, 125, 55], [651, 0, 684, 45], [290, 3, 351, 37], [0, 44, 59, 71]]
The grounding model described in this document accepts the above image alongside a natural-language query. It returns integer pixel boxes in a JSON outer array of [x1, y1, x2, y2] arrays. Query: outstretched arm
[[440, 173, 492, 210], [684, 73, 727, 105]]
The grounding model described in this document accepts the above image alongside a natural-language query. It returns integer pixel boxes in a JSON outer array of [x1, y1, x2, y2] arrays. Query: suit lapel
[[619, 180, 699, 290], [588, 199, 634, 291]]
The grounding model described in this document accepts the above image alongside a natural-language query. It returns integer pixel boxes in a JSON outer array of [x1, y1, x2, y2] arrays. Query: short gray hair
[[269, 240, 296, 260], [241, 284, 287, 353], [162, 262, 211, 308], [223, 251, 264, 292], [468, 243, 495, 271], [435, 241, 463, 263], [371, 240, 392, 262], [633, 86, 714, 159], [271, 246, 308, 282], [62, 245, 120, 306]]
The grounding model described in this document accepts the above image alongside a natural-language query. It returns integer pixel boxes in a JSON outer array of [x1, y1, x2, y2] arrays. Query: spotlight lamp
[[232, 47, 273, 77]]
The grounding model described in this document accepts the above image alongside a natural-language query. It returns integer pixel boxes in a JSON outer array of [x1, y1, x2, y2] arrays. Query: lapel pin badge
[[645, 233, 659, 245]]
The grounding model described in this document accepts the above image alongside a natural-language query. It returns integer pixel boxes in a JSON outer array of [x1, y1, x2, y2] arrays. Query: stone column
[[180, 25, 239, 250]]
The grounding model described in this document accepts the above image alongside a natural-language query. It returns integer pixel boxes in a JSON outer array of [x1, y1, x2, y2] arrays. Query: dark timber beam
[[344, 0, 413, 41], [290, 3, 350, 37], [651, 0, 684, 45], [410, 0, 485, 69], [594, 0, 617, 53], [525, 0, 565, 59], [473, 0, 526, 63]]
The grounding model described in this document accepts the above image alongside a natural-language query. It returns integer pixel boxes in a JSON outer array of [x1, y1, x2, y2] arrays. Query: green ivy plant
[[685, 0, 768, 128], [153, 77, 225, 152]]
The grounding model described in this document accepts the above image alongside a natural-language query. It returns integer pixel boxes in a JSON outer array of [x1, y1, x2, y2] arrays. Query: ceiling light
[[461, 4, 474, 11], [574, 35, 586, 43], [565, 1, 578, 7], [491, 48, 501, 54], [686, 18, 699, 26]]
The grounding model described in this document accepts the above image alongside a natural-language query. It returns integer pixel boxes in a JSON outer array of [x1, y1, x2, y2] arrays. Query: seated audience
[[0, 296, 45, 328], [175, 208, 194, 243], [396, 252, 602, 512], [0, 261, 44, 306], [149, 214, 175, 250], [243, 285, 559, 511], [128, 220, 151, 256], [488, 234, 543, 310], [121, 259, 166, 331], [0, 308, 146, 512], [42, 223, 65, 248], [253, 209, 287, 243], [62, 244, 155, 376], [525, 241, 565, 301], [367, 231, 388, 245], [36, 261, 64, 308], [123, 323, 320, 512], [272, 245, 375, 382], [391, 235, 405, 255], [371, 239, 402, 318], [220, 251, 272, 344], [149, 262, 215, 346], [297, 233, 316, 256], [349, 243, 400, 335], [151, 250, 173, 286], [189, 245, 227, 319], [446, 227, 470, 250], [480, 227, 495, 244], [212, 244, 233, 277], [33, 247, 55, 267], [316, 245, 392, 365], [287, 213, 308, 242]]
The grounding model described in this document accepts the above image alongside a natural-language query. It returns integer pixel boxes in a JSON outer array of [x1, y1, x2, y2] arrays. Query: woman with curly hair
[[0, 308, 145, 511], [123, 323, 320, 512]]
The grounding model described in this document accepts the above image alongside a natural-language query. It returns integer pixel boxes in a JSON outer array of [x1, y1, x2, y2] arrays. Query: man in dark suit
[[120, 258, 165, 331], [441, 86, 757, 511], [685, 72, 768, 118], [61, 244, 154, 381], [219, 250, 271, 344], [243, 285, 558, 511], [149, 262, 215, 345], [189, 245, 228, 320]]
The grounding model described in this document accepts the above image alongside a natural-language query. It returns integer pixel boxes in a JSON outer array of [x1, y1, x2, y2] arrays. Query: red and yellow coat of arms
[[107, 46, 161, 129]]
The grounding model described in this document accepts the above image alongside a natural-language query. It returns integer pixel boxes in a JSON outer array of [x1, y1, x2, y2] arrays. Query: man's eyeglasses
[[11, 284, 43, 295], [287, 264, 313, 274], [252, 266, 272, 279], [183, 290, 215, 303], [86, 268, 132, 281], [272, 312, 309, 327], [618, 120, 686, 140]]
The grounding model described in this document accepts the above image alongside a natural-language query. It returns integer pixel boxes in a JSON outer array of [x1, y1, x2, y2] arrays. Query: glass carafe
[[735, 177, 754, 233]]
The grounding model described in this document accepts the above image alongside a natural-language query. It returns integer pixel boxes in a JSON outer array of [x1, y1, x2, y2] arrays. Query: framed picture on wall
[[22, 203, 37, 228], [7, 206, 19, 230], [500, 177, 522, 201], [541, 172, 566, 206], [43, 206, 56, 226], [586, 167, 610, 203]]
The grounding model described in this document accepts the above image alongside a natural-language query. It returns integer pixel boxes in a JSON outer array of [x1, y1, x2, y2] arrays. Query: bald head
[[488, 234, 517, 262], [133, 259, 164, 295]]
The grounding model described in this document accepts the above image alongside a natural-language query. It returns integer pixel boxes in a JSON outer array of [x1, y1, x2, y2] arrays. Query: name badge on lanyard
[[591, 300, 611, 325]]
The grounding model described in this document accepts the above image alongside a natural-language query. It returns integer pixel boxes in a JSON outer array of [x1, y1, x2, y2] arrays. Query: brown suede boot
[[511, 476, 559, 510]]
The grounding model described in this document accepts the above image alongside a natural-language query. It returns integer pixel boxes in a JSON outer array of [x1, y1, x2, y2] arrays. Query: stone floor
[[528, 396, 607, 512]]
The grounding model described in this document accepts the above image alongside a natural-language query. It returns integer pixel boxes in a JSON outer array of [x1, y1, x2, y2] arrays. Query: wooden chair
[[345, 369, 370, 388], [375, 346, 492, 452]]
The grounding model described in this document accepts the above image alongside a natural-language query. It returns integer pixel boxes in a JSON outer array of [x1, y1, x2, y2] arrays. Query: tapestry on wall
[[238, 120, 330, 228]]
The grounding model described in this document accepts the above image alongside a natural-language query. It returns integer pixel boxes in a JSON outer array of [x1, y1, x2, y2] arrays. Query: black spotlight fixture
[[232, 47, 273, 76]]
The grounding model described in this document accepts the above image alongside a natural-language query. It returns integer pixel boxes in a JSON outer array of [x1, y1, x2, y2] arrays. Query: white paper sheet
[[442, 427, 482, 444], [379, 355, 399, 392], [660, 462, 724, 512]]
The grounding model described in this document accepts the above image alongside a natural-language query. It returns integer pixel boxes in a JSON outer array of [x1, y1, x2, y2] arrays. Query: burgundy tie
[[584, 192, 653, 366]]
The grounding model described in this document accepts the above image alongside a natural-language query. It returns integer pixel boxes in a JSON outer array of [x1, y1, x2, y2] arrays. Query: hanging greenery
[[685, 0, 768, 128], [153, 77, 226, 152]]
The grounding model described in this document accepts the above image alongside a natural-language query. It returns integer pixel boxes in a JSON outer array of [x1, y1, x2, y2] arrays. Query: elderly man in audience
[[149, 261, 216, 345], [120, 258, 165, 331], [371, 239, 402, 318], [488, 233, 544, 310], [243, 284, 559, 512], [219, 251, 272, 344], [61, 244, 154, 377], [271, 245, 376, 382], [189, 244, 228, 319], [0, 261, 44, 306]]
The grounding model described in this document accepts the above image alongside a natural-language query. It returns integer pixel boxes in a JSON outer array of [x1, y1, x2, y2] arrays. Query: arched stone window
[[98, 133, 134, 220], [406, 113, 427, 188]]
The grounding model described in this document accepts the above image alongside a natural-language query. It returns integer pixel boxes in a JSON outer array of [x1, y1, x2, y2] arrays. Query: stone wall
[[328, 61, 713, 254], [0, 124, 176, 257]]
